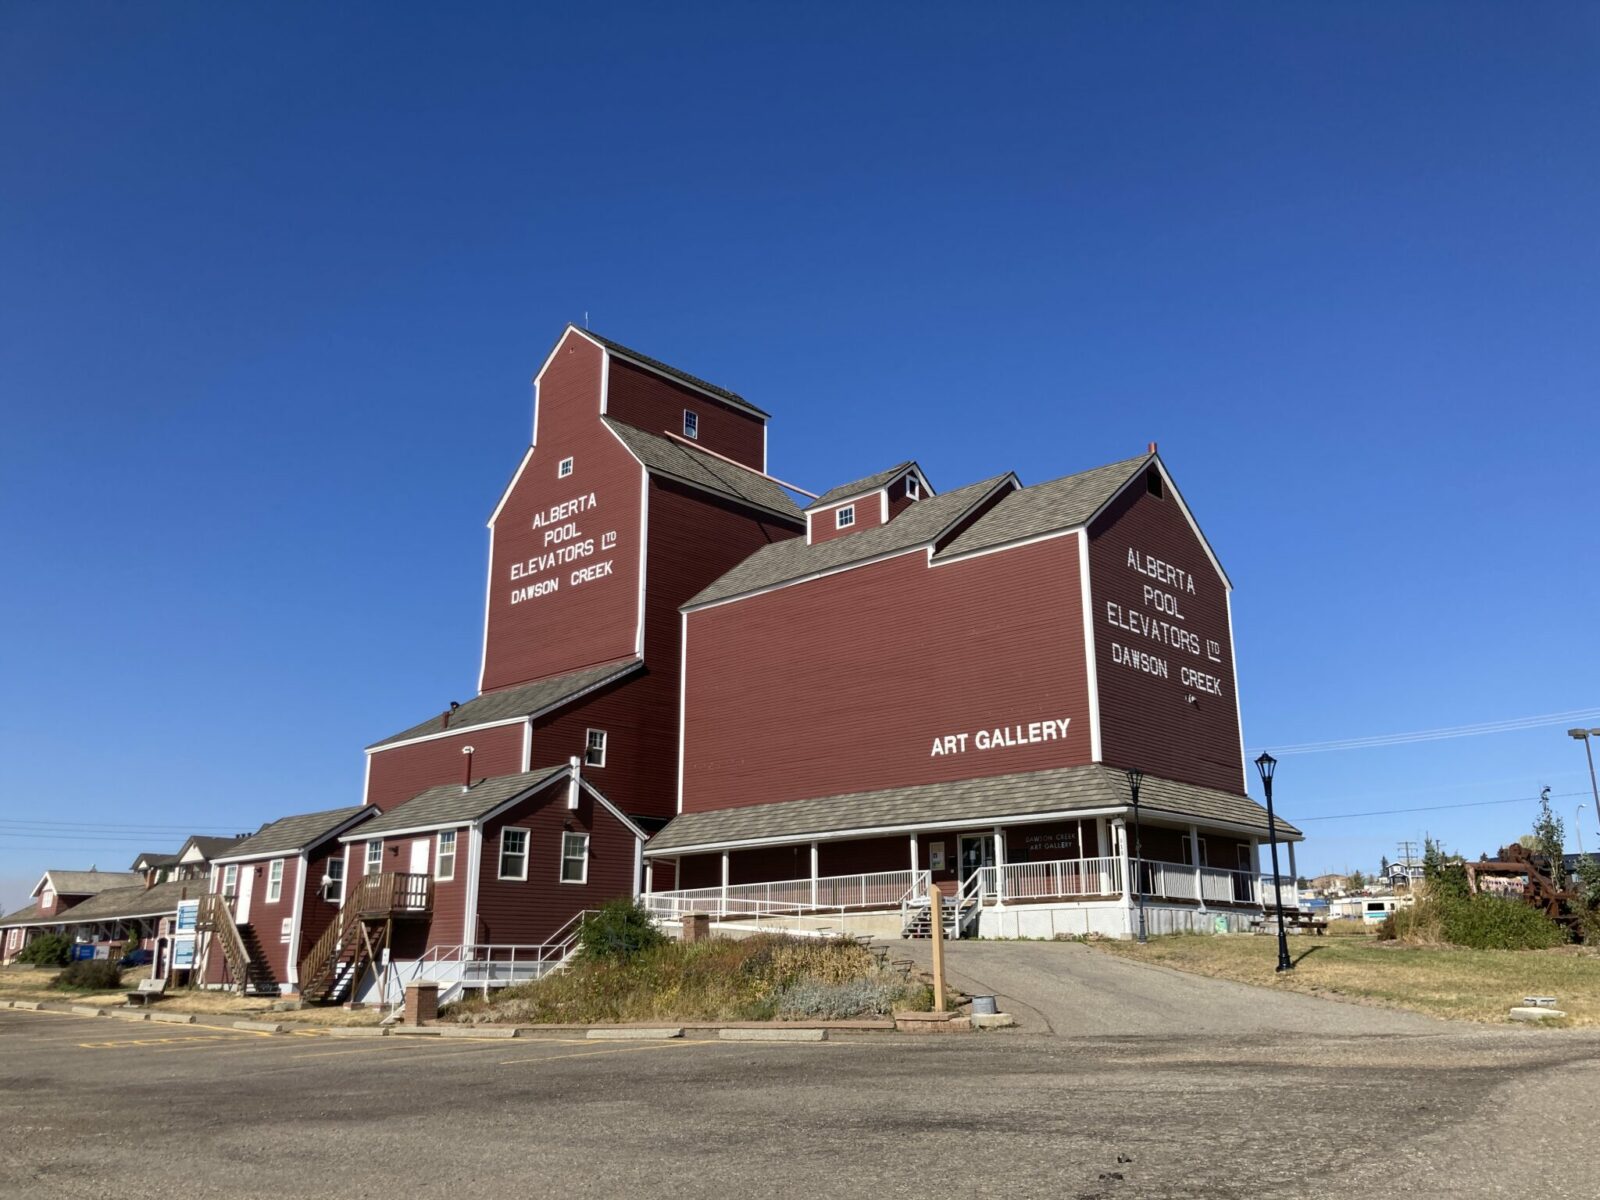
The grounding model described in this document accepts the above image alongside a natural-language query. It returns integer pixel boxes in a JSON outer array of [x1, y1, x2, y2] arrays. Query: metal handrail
[[646, 869, 924, 920]]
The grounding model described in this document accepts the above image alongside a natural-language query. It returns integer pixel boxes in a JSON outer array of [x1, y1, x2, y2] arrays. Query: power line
[[1251, 708, 1600, 757], [1292, 789, 1584, 823], [0, 819, 243, 832]]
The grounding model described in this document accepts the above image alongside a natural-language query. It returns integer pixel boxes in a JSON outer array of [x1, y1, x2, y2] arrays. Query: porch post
[[810, 841, 819, 906], [1285, 840, 1298, 908], [644, 860, 654, 895], [909, 833, 919, 875], [1113, 817, 1132, 914], [1249, 838, 1261, 905], [992, 825, 1005, 906], [1189, 823, 1207, 914], [720, 852, 729, 907]]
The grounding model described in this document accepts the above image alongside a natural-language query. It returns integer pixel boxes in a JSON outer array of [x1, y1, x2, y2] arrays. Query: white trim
[[366, 715, 529, 754], [486, 445, 535, 528], [682, 408, 699, 440], [557, 455, 574, 479], [435, 829, 458, 882], [598, 348, 610, 414], [286, 852, 307, 987], [1227, 589, 1249, 795], [339, 819, 472, 844], [583, 728, 608, 768], [1081, 456, 1231, 590], [636, 463, 649, 658], [762, 422, 768, 474], [498, 827, 530, 881], [1078, 529, 1102, 762], [685, 475, 1018, 613], [931, 524, 1077, 567], [265, 858, 284, 903], [364, 839, 383, 876], [462, 825, 483, 944], [559, 831, 591, 885], [577, 778, 651, 841], [880, 490, 888, 523], [835, 504, 855, 530], [521, 718, 533, 772], [212, 811, 374, 865], [476, 518, 498, 694], [633, 835, 644, 898], [676, 609, 688, 815], [362, 749, 373, 807], [609, 422, 806, 523]]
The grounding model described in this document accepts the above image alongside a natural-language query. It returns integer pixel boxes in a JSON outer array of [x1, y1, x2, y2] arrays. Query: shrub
[[773, 974, 918, 1020], [1384, 896, 1566, 951], [576, 897, 667, 963], [17, 933, 72, 967], [51, 960, 122, 991]]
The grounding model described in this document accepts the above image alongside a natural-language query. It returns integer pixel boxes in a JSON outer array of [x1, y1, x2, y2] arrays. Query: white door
[[408, 838, 429, 876], [235, 867, 254, 925]]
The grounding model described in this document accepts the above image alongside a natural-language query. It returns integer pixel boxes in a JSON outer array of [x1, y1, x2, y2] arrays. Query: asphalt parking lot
[[5, 1000, 1600, 1200]]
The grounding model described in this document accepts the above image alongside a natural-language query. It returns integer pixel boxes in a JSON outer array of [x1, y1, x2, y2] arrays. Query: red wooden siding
[[475, 785, 638, 946], [604, 356, 765, 470], [483, 331, 644, 693], [808, 493, 884, 544], [886, 475, 920, 521], [682, 534, 1093, 812], [365, 723, 525, 811], [1088, 466, 1245, 795]]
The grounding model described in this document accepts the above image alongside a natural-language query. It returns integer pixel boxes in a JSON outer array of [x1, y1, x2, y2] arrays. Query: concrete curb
[[150, 1011, 196, 1025], [389, 1026, 441, 1037], [718, 1027, 827, 1043], [233, 1020, 287, 1034], [111, 1010, 151, 1022], [70, 1005, 108, 1018], [1509, 1006, 1568, 1022], [438, 1026, 517, 1039], [973, 1012, 1017, 1029], [586, 1027, 683, 1040], [11, 1001, 41, 1011], [324, 1026, 389, 1037]]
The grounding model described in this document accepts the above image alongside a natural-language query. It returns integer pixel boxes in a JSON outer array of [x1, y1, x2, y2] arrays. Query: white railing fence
[[377, 910, 593, 1011], [643, 869, 924, 920], [981, 856, 1123, 902]]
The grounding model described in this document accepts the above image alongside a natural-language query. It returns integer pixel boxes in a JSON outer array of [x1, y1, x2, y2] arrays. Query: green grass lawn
[[1094, 933, 1600, 1025]]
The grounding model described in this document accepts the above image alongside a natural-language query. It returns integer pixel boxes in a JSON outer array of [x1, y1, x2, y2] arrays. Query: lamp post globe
[[1254, 752, 1293, 973]]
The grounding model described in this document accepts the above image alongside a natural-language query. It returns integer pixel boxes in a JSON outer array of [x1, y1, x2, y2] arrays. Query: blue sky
[[2, 3, 1597, 907]]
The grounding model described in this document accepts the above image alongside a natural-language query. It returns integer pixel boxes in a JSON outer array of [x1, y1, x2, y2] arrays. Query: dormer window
[[1146, 470, 1164, 500], [905, 476, 921, 501], [558, 457, 574, 479], [836, 505, 855, 530], [683, 410, 699, 440]]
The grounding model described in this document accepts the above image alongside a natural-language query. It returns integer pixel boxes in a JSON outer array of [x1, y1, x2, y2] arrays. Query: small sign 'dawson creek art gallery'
[[2, 324, 1305, 998]]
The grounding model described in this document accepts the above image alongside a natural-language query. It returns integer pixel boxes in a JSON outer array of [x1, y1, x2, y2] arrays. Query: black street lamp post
[[1127, 768, 1147, 944], [1254, 752, 1293, 972]]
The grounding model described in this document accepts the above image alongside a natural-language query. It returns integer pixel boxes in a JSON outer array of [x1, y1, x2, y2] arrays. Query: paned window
[[558, 456, 574, 478], [905, 476, 921, 501], [436, 830, 457, 882], [266, 859, 284, 903], [323, 856, 345, 904], [683, 410, 699, 439], [365, 840, 383, 876], [836, 505, 855, 529], [584, 728, 607, 768], [499, 829, 529, 880], [560, 832, 590, 884], [221, 865, 238, 899]]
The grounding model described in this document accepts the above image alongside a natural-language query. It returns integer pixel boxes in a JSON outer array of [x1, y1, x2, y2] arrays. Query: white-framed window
[[323, 856, 345, 904], [836, 504, 855, 530], [558, 456, 574, 478], [280, 917, 293, 944], [499, 828, 529, 881], [221, 864, 238, 899], [436, 830, 457, 882], [40, 887, 54, 909], [905, 475, 921, 501], [683, 409, 699, 440], [560, 832, 590, 884], [266, 859, 284, 903], [365, 840, 383, 876], [584, 728, 607, 768]]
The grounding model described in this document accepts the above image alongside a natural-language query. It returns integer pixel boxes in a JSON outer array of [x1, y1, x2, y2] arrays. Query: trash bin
[[971, 995, 998, 1015]]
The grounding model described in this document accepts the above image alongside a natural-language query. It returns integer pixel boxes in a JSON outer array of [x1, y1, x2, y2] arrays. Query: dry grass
[[1095, 933, 1600, 1025], [0, 964, 381, 1024]]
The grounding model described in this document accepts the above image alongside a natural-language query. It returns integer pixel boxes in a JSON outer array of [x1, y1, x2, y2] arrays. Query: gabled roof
[[577, 327, 770, 419], [1, 902, 40, 928], [807, 462, 917, 510], [346, 764, 574, 839], [370, 660, 644, 750], [685, 472, 1016, 609], [216, 807, 371, 862], [935, 454, 1152, 559], [647, 765, 1298, 855], [180, 834, 249, 862], [33, 870, 140, 898], [7, 878, 202, 929], [602, 419, 803, 523], [130, 852, 180, 871]]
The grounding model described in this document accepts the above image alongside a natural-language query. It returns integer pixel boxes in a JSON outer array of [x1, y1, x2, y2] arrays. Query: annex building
[[3, 324, 1302, 1000]]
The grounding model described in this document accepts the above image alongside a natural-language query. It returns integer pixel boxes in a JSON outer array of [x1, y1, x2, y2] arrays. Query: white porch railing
[[978, 856, 1123, 902], [642, 869, 923, 919], [375, 911, 592, 1010]]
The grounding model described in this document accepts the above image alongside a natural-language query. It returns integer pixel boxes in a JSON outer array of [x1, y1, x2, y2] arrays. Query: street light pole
[[1569, 731, 1600, 858], [1254, 752, 1293, 972], [1126, 768, 1147, 944]]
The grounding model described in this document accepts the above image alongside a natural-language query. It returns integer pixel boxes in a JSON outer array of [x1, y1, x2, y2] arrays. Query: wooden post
[[929, 885, 946, 1013]]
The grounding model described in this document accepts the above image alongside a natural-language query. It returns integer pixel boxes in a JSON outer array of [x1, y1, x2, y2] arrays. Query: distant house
[[0, 869, 142, 961], [1308, 873, 1350, 894], [132, 835, 248, 886]]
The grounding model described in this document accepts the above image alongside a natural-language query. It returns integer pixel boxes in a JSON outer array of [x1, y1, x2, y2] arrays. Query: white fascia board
[[635, 462, 649, 658], [1140, 807, 1303, 843], [366, 714, 532, 755], [684, 475, 1019, 614], [362, 750, 373, 807], [286, 852, 307, 986], [809, 487, 887, 518], [218, 811, 376, 864], [212, 848, 305, 866], [1227, 590, 1249, 796], [521, 718, 533, 773], [675, 609, 688, 815], [486, 445, 536, 529], [338, 819, 474, 844], [598, 348, 610, 414], [1077, 529, 1102, 762], [29, 873, 49, 899], [929, 525, 1077, 567], [577, 778, 651, 841], [644, 807, 1127, 857], [463, 825, 483, 943], [1082, 455, 1232, 591]]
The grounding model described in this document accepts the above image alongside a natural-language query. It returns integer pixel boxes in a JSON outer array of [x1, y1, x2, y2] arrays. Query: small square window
[[499, 828, 529, 881], [435, 830, 457, 882], [560, 832, 590, 884], [905, 476, 921, 501], [836, 505, 855, 530], [558, 457, 574, 479], [584, 728, 607, 768], [683, 410, 699, 440]]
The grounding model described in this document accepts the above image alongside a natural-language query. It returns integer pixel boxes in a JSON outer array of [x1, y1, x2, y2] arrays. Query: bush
[[17, 933, 72, 967], [1383, 896, 1567, 951], [774, 974, 927, 1019], [51, 960, 122, 991], [576, 897, 667, 963]]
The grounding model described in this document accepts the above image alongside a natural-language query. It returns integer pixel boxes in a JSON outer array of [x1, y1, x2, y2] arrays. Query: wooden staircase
[[299, 873, 431, 1004], [196, 893, 251, 993]]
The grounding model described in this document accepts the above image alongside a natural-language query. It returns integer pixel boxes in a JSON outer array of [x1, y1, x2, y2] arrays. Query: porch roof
[[649, 765, 1301, 855], [2, 879, 197, 930]]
